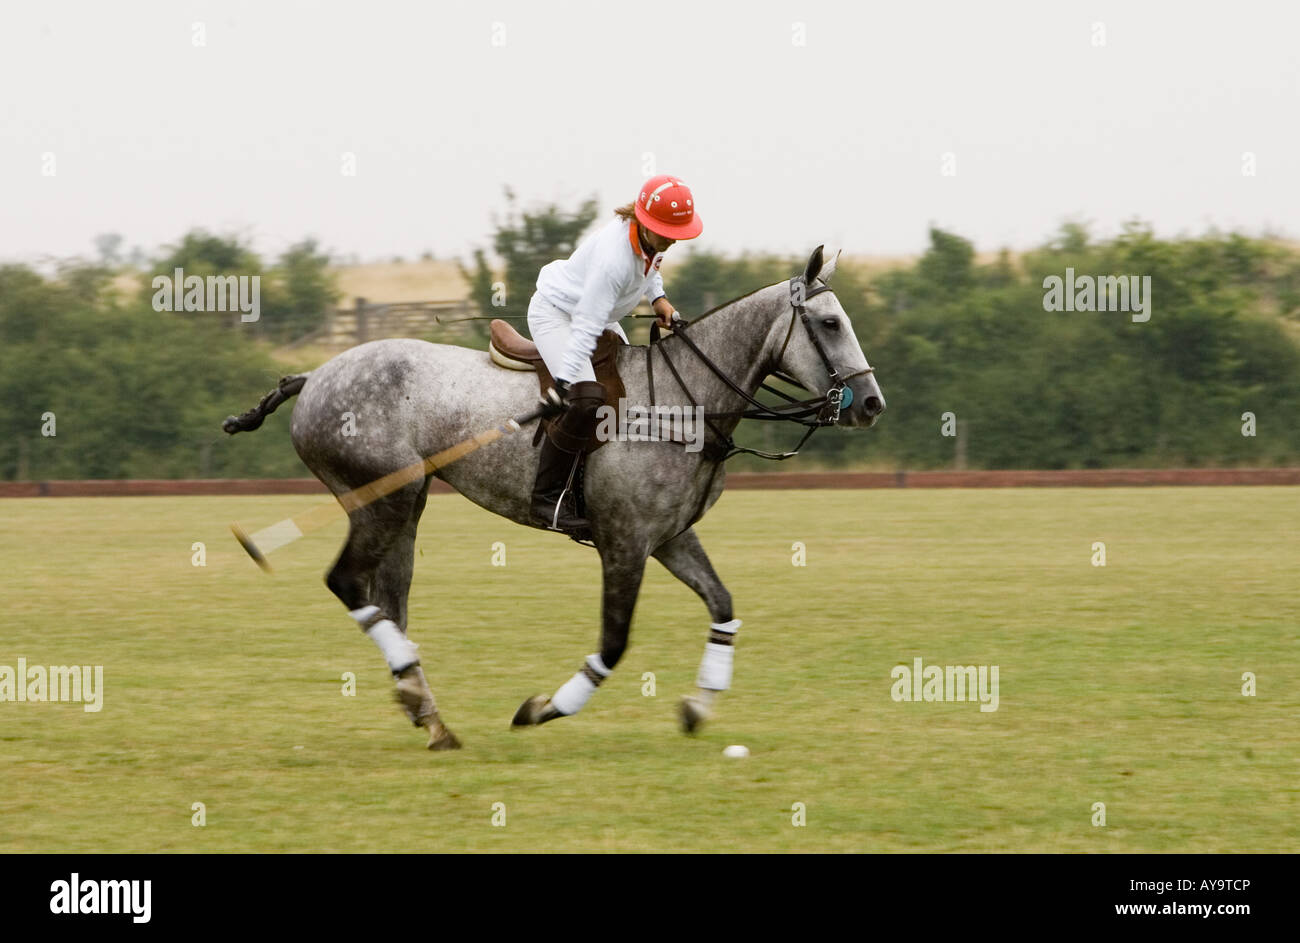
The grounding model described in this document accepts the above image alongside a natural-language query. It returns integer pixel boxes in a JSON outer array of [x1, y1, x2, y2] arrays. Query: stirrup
[[536, 447, 589, 534], [535, 495, 591, 538]]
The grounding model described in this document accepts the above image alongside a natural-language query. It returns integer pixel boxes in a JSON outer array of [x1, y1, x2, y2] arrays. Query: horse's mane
[[687, 271, 827, 326], [687, 282, 779, 325]]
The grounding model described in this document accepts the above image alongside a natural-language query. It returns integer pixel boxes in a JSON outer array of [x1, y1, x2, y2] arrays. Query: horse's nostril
[[863, 396, 883, 416]]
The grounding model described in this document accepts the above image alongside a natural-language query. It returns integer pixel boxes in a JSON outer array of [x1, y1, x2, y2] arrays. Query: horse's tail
[[222, 373, 309, 435]]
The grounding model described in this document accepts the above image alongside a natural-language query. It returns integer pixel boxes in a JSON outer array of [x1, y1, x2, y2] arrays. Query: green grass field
[[1, 487, 1296, 852]]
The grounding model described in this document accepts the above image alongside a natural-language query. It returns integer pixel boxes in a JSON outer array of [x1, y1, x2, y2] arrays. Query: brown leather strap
[[646, 341, 656, 412]]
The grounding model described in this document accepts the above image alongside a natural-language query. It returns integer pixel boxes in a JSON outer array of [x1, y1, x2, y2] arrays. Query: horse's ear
[[803, 245, 825, 283], [819, 248, 842, 284]]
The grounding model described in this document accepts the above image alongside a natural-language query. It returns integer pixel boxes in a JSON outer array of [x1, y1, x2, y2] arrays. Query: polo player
[[527, 175, 704, 536]]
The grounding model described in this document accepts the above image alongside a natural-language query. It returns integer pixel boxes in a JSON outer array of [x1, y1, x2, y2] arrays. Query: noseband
[[648, 274, 875, 461]]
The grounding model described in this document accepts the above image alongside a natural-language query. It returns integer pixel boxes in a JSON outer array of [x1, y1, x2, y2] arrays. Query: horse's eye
[[821, 317, 840, 331]]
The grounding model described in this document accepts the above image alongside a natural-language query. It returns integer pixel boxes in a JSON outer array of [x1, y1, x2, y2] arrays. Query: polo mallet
[[230, 398, 559, 572]]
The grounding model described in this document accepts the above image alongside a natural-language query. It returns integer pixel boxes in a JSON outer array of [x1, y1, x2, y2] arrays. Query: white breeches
[[527, 292, 628, 384]]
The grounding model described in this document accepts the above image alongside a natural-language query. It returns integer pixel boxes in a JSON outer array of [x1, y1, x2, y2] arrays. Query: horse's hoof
[[679, 695, 709, 735], [426, 724, 462, 751], [512, 695, 562, 727]]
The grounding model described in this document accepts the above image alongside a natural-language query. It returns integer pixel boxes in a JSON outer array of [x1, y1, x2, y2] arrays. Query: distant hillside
[[333, 260, 469, 303], [328, 254, 922, 303], [108, 258, 471, 306]]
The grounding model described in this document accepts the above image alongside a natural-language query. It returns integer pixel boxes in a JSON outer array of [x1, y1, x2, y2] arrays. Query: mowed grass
[[0, 487, 1296, 853]]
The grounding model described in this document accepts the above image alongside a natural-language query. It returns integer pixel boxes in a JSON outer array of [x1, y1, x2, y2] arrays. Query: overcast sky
[[2, 0, 1297, 267]]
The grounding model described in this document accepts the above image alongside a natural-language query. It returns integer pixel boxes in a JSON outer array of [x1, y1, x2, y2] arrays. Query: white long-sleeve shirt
[[535, 217, 666, 381]]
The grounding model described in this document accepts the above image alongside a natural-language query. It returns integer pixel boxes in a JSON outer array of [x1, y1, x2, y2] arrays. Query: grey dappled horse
[[226, 247, 884, 749]]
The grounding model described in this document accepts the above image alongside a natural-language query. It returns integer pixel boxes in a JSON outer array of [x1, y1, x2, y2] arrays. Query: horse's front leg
[[650, 528, 739, 733], [512, 544, 647, 726]]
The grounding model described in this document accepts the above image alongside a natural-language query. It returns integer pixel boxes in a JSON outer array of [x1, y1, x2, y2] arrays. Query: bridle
[[775, 275, 878, 425], [647, 274, 875, 462]]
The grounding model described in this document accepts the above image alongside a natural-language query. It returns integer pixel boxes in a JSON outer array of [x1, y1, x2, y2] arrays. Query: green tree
[[142, 230, 264, 331], [0, 262, 306, 480], [460, 189, 599, 344], [260, 239, 340, 343]]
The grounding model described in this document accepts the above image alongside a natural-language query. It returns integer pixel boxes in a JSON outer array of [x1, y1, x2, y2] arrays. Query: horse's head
[[770, 246, 885, 428]]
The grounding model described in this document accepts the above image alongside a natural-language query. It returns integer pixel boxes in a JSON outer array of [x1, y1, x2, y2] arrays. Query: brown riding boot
[[531, 380, 605, 536]]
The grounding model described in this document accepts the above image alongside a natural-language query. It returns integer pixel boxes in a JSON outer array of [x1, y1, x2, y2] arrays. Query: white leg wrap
[[349, 605, 380, 625], [697, 619, 741, 691], [351, 607, 419, 674], [551, 654, 611, 716]]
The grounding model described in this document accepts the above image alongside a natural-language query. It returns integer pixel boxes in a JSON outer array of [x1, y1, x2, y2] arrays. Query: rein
[[647, 276, 874, 462]]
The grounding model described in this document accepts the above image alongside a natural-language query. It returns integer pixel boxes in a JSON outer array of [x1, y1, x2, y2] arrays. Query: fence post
[[355, 297, 368, 345]]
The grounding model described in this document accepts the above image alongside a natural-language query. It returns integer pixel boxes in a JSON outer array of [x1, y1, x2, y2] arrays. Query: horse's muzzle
[[838, 385, 885, 428]]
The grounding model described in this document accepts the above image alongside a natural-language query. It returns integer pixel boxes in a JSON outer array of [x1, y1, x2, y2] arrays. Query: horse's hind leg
[[651, 528, 739, 734], [326, 478, 460, 750]]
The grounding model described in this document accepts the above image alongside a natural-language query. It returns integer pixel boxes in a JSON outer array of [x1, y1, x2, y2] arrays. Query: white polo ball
[[722, 744, 750, 758]]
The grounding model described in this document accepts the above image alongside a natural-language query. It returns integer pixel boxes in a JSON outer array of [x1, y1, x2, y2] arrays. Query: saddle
[[488, 319, 627, 453]]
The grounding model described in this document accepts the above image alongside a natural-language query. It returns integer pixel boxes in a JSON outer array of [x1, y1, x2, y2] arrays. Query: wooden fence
[[283, 297, 479, 350]]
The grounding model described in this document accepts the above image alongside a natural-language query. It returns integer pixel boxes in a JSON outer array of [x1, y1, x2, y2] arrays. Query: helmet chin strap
[[637, 225, 660, 256]]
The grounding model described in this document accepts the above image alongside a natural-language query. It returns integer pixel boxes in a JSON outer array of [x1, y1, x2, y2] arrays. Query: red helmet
[[634, 175, 703, 240]]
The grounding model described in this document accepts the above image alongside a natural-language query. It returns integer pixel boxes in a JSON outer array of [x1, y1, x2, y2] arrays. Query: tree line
[[2, 212, 1298, 480]]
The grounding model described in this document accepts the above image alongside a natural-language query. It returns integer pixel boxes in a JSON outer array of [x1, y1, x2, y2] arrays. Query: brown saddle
[[488, 319, 627, 453]]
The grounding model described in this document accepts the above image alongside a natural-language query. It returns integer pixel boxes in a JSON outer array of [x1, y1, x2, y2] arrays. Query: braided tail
[[222, 374, 309, 435]]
